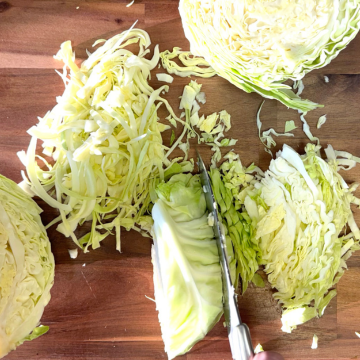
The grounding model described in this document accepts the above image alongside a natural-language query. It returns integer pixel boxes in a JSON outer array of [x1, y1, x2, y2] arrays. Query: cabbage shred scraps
[[209, 151, 264, 293], [19, 29, 192, 252], [160, 47, 216, 78]]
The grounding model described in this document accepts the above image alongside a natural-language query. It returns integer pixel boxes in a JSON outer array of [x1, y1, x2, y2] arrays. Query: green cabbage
[[0, 175, 54, 357], [243, 144, 360, 332], [209, 151, 264, 292], [19, 29, 192, 252], [179, 0, 360, 111], [151, 174, 226, 359]]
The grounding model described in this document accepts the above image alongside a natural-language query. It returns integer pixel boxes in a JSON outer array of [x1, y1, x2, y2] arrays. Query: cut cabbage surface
[[0, 175, 54, 358], [179, 0, 360, 111], [243, 144, 360, 332]]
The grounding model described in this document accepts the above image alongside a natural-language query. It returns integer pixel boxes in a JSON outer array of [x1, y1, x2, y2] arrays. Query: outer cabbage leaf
[[179, 0, 360, 111], [0, 175, 54, 357], [151, 174, 223, 359]]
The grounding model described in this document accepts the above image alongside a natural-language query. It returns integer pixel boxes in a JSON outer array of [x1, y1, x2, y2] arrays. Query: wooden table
[[1, 1, 360, 359]]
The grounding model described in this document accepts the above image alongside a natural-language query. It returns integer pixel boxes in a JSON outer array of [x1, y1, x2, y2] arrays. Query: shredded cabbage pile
[[243, 144, 360, 332], [19, 29, 192, 252], [0, 175, 54, 357], [179, 0, 360, 111]]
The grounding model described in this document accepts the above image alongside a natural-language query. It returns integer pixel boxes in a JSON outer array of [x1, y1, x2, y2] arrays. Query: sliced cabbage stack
[[0, 175, 54, 358], [179, 0, 360, 111], [243, 144, 360, 333], [209, 151, 264, 293], [151, 174, 228, 359], [19, 29, 192, 252]]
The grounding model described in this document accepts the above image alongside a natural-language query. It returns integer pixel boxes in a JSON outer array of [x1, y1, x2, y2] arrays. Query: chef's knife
[[197, 150, 254, 360]]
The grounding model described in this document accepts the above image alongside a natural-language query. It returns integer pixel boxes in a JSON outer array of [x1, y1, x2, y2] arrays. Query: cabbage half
[[243, 144, 360, 332], [209, 152, 264, 293], [179, 0, 360, 111], [0, 175, 54, 357], [151, 174, 225, 359]]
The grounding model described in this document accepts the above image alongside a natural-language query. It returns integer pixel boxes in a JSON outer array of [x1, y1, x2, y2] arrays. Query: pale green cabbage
[[151, 174, 226, 359], [160, 47, 216, 78], [243, 144, 360, 332], [179, 0, 360, 111], [18, 29, 192, 252], [0, 175, 54, 357], [209, 151, 264, 292]]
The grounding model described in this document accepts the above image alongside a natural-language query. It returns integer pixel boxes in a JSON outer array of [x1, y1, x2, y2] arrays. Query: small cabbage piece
[[19, 29, 192, 252], [257, 102, 294, 155], [311, 334, 319, 349], [254, 344, 264, 354], [179, 0, 360, 111], [299, 113, 320, 145], [68, 248, 78, 259], [0, 175, 54, 357], [285, 120, 297, 133], [243, 144, 360, 332], [151, 174, 223, 359], [317, 114, 327, 129], [156, 73, 174, 83]]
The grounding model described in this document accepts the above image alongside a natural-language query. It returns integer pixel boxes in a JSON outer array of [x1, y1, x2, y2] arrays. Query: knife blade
[[197, 150, 254, 360]]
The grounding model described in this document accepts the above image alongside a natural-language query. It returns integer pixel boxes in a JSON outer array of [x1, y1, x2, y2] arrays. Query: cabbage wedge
[[151, 174, 226, 359], [243, 144, 360, 332]]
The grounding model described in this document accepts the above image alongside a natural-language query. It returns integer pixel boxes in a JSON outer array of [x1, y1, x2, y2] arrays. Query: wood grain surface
[[1, 1, 360, 359]]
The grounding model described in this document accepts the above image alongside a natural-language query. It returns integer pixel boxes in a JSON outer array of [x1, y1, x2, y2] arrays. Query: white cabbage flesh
[[179, 0, 360, 111], [151, 174, 223, 359], [243, 144, 360, 332], [0, 175, 54, 358]]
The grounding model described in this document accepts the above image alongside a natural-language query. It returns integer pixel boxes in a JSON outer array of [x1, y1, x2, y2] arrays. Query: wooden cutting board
[[1, 1, 360, 359]]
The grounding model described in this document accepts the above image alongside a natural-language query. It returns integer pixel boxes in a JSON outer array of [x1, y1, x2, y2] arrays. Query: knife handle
[[228, 323, 254, 360]]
